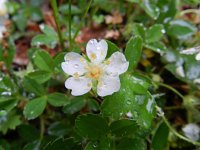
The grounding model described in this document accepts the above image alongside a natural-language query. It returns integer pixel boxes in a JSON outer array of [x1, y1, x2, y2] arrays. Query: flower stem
[[40, 116, 45, 140], [72, 0, 93, 41], [155, 82, 185, 100], [50, 0, 64, 49], [156, 106, 200, 146], [180, 9, 200, 16], [68, 0, 72, 50]]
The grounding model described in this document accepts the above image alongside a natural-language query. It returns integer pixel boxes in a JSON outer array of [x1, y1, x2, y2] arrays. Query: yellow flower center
[[86, 65, 103, 80], [90, 53, 97, 59]]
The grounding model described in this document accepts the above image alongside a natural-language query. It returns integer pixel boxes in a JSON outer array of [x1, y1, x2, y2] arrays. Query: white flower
[[0, 0, 7, 16], [61, 39, 129, 96], [182, 123, 200, 141], [180, 46, 200, 61]]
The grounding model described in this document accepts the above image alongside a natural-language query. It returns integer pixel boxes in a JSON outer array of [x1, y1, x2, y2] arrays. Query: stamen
[[105, 60, 111, 65], [80, 58, 85, 62], [91, 53, 97, 59], [73, 72, 79, 78]]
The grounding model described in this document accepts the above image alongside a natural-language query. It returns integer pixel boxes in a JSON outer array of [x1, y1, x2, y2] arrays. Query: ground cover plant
[[0, 0, 200, 149]]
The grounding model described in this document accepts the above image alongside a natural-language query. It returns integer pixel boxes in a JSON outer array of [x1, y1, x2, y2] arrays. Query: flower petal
[[86, 39, 108, 63], [61, 52, 87, 76], [195, 52, 200, 61], [105, 52, 129, 76], [97, 75, 120, 97], [65, 76, 92, 96]]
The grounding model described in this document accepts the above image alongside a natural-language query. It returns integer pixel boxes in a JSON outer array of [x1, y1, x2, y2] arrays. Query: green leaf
[[140, 0, 160, 20], [47, 92, 69, 107], [48, 121, 71, 137], [39, 24, 57, 37], [132, 23, 146, 39], [116, 138, 146, 150], [75, 114, 109, 140], [0, 97, 17, 111], [152, 122, 169, 150], [23, 97, 47, 120], [88, 99, 100, 112], [101, 73, 155, 130], [110, 119, 140, 137], [59, 4, 81, 15], [0, 111, 21, 134], [144, 42, 167, 55], [106, 40, 120, 58], [13, 10, 28, 31], [125, 36, 143, 71], [23, 77, 45, 96], [28, 70, 52, 84], [62, 97, 86, 114], [156, 0, 176, 23], [54, 52, 66, 72], [84, 137, 111, 150], [33, 50, 55, 72], [145, 24, 164, 43], [167, 20, 197, 39], [23, 140, 40, 150], [31, 34, 57, 48], [0, 139, 10, 150], [31, 25, 58, 48], [17, 124, 39, 142], [43, 138, 76, 150]]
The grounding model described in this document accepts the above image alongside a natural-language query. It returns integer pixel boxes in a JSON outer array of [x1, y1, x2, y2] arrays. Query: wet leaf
[[62, 97, 86, 114], [141, 0, 160, 20], [116, 138, 146, 150], [0, 111, 21, 134], [27, 70, 52, 84], [125, 36, 143, 71], [33, 50, 55, 72], [101, 73, 155, 130], [23, 77, 45, 96], [106, 40, 120, 58], [75, 114, 109, 140], [110, 119, 140, 137], [23, 97, 47, 120], [167, 20, 197, 39], [152, 122, 169, 150], [47, 92, 69, 107], [145, 24, 164, 43]]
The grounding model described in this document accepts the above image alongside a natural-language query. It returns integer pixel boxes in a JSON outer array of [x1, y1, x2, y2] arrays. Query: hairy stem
[[68, 0, 72, 50], [72, 0, 93, 41], [155, 82, 185, 100], [50, 0, 64, 49], [156, 106, 200, 146]]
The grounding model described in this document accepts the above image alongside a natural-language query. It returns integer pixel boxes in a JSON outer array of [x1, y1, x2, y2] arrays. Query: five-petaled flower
[[61, 39, 129, 96]]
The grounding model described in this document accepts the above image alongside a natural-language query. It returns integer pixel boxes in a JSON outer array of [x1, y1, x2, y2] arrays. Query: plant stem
[[155, 82, 185, 100], [156, 106, 200, 146], [40, 116, 45, 140], [72, 0, 93, 41], [68, 0, 72, 50], [50, 0, 64, 49], [180, 9, 200, 16]]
